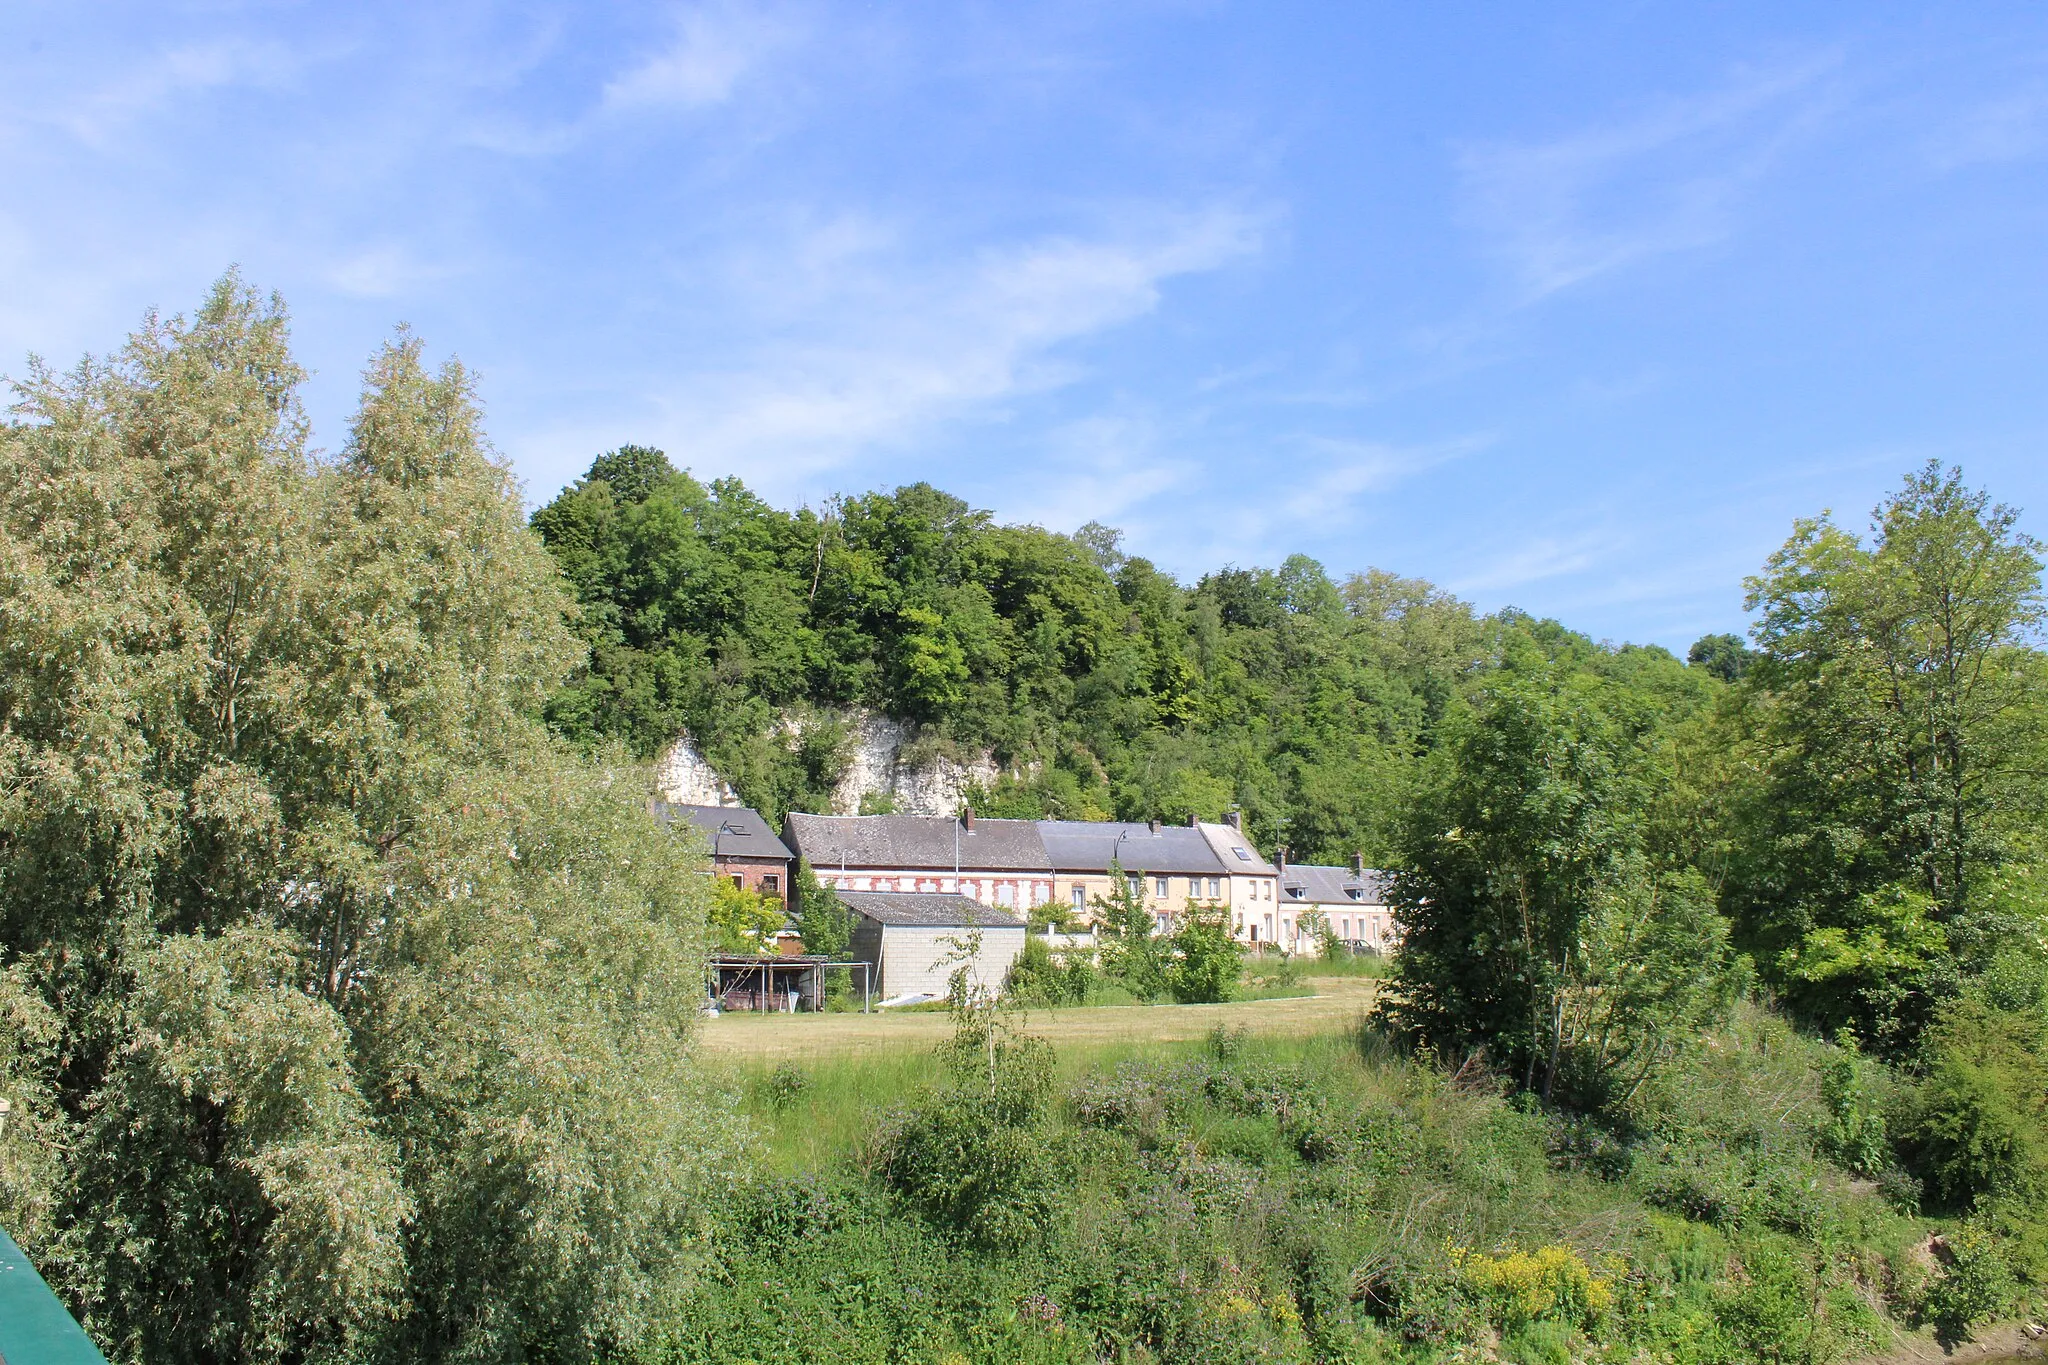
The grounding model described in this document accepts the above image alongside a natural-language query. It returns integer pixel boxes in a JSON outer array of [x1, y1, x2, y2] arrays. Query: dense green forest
[[2, 278, 2045, 1364]]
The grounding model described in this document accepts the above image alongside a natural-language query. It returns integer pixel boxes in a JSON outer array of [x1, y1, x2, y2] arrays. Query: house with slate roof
[[654, 802, 795, 914], [1037, 814, 1283, 942], [838, 890, 1028, 999], [1275, 852, 1399, 955], [784, 811, 1055, 913]]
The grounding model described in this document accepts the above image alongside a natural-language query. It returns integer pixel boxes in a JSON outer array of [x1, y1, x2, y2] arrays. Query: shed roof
[[785, 813, 1051, 872], [835, 891, 1028, 929], [655, 802, 794, 861], [1279, 864, 1392, 908], [1036, 821, 1229, 876]]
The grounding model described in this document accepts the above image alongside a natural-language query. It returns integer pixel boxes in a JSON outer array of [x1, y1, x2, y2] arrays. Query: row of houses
[[659, 801, 1398, 958]]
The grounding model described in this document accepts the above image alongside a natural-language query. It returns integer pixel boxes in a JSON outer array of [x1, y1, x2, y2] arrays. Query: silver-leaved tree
[[0, 274, 732, 1363]]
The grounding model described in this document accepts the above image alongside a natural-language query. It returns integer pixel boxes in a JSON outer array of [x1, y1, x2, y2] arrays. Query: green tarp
[[0, 1227, 107, 1364]]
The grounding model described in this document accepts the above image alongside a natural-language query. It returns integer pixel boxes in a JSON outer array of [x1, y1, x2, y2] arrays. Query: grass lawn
[[696, 973, 1381, 1060]]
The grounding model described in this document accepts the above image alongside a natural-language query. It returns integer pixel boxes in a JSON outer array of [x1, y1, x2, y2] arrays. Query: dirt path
[[697, 976, 1381, 1059]]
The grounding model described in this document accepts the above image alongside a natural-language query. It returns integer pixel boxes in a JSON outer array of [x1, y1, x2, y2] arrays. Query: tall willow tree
[[0, 276, 728, 1364]]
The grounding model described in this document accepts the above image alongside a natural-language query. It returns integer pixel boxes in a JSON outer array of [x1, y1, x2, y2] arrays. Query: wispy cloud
[[1924, 86, 2048, 169], [1000, 414, 1194, 534], [322, 242, 452, 300], [1457, 56, 1841, 301], [602, 3, 804, 112], [635, 205, 1269, 487], [1451, 530, 1617, 595], [42, 40, 302, 150]]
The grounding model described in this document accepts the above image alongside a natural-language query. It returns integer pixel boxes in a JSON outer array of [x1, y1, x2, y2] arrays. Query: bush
[[1453, 1244, 1613, 1333], [1168, 906, 1244, 1004], [1818, 1035, 1893, 1177], [1896, 1001, 2048, 1207], [1922, 1223, 2020, 1343]]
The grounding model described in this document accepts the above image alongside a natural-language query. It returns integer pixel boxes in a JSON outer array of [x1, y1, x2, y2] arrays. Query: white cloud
[[636, 205, 1269, 489], [324, 243, 446, 300], [1924, 87, 2048, 169], [1450, 531, 1616, 595], [602, 4, 803, 112], [49, 39, 300, 149], [1457, 56, 1839, 301], [997, 414, 1194, 535]]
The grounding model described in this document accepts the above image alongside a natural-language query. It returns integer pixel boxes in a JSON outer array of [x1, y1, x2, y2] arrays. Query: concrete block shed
[[838, 891, 1027, 1001]]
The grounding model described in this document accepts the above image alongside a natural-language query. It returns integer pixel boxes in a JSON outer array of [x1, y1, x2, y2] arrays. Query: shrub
[[763, 1061, 810, 1110], [1453, 1244, 1614, 1332], [1818, 1035, 1893, 1177], [1168, 906, 1244, 1003], [1922, 1223, 2020, 1343], [1896, 1001, 2048, 1207]]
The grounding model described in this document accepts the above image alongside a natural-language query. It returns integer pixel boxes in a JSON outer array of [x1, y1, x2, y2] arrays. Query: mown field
[[698, 975, 1380, 1059]]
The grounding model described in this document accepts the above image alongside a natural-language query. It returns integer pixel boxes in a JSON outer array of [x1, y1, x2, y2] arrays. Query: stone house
[[1275, 853, 1398, 955], [785, 811, 1055, 912]]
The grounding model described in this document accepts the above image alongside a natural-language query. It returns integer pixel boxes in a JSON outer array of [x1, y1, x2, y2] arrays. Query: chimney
[[1351, 852, 1365, 876], [1276, 845, 1288, 876], [1148, 818, 1161, 834], [1226, 809, 1242, 832], [1188, 814, 1200, 827], [962, 806, 976, 832]]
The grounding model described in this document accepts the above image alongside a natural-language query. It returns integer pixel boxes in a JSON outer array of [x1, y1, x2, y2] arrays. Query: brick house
[[655, 801, 794, 914]]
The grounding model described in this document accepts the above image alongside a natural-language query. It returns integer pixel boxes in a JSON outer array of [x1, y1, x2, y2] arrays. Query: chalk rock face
[[654, 734, 740, 807], [653, 709, 999, 816], [829, 710, 999, 817]]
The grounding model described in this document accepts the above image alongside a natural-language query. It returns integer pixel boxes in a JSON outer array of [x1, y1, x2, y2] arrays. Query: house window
[[1156, 914, 1171, 934], [1347, 888, 1363, 899], [1341, 917, 1351, 939], [761, 874, 780, 894], [1070, 884, 1086, 909], [729, 875, 744, 891], [1126, 875, 1142, 897], [1233, 847, 1252, 861], [1209, 877, 1221, 898], [1249, 923, 1259, 943], [1155, 875, 1170, 897]]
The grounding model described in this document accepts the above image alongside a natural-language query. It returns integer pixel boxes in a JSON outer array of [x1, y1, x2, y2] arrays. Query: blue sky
[[6, 3, 2048, 650]]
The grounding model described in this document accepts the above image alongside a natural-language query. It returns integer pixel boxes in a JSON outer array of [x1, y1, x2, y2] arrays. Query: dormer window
[[1347, 888, 1363, 900]]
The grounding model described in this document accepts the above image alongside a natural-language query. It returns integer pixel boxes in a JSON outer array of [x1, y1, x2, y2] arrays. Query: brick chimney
[[1225, 809, 1242, 832], [1351, 851, 1365, 876], [1148, 818, 1161, 834], [1276, 845, 1289, 877], [962, 806, 975, 832]]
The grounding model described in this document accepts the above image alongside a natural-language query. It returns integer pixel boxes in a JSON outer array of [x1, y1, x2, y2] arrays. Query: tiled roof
[[1278, 863, 1392, 907], [785, 813, 1052, 872], [835, 891, 1028, 928], [654, 802, 794, 861], [1036, 821, 1229, 876]]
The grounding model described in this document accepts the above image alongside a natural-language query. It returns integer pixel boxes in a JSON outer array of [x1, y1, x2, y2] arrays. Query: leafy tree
[[1375, 632, 1735, 1101], [1686, 632, 1755, 682], [1734, 462, 2047, 1045], [0, 276, 731, 1363], [709, 877, 786, 952], [1090, 863, 1167, 998], [791, 858, 852, 957]]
